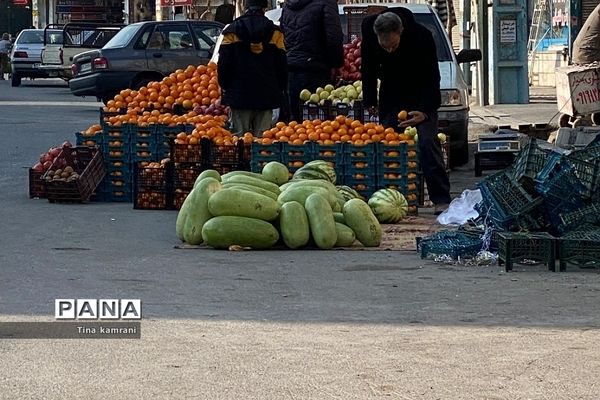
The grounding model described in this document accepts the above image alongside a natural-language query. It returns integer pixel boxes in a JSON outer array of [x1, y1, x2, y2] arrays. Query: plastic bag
[[436, 189, 482, 226]]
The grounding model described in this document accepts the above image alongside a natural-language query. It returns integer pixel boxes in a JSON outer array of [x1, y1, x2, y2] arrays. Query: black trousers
[[381, 110, 451, 205], [287, 70, 331, 122]]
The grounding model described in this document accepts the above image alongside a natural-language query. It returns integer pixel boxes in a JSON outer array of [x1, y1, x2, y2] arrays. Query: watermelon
[[336, 185, 364, 202], [176, 177, 222, 245], [293, 160, 336, 184], [262, 161, 289, 185], [343, 198, 382, 247], [368, 188, 409, 223], [202, 216, 279, 249]]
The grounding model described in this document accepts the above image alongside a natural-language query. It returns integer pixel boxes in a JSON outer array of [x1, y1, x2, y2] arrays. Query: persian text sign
[[556, 65, 600, 116]]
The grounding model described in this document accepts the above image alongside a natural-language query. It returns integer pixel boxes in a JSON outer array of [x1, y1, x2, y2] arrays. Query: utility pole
[[477, 0, 489, 106]]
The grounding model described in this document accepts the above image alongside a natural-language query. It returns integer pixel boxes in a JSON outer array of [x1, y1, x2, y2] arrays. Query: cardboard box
[[556, 64, 600, 116]]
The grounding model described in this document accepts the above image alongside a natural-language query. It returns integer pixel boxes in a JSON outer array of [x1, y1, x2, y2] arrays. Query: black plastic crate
[[173, 188, 191, 210], [134, 189, 171, 210], [558, 203, 600, 235], [301, 103, 330, 122], [207, 140, 246, 168], [497, 232, 557, 272], [417, 231, 482, 260], [174, 163, 203, 188], [559, 230, 600, 271]]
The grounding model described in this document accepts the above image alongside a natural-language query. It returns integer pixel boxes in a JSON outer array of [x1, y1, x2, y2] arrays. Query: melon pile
[[176, 161, 410, 250]]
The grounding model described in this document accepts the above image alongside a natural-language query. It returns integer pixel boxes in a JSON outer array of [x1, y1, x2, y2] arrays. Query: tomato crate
[[250, 142, 281, 173], [29, 168, 47, 199], [301, 103, 330, 121], [558, 230, 600, 271], [173, 188, 191, 210], [313, 143, 345, 171], [174, 163, 203, 188], [43, 146, 106, 203], [134, 188, 171, 210], [281, 143, 315, 174], [135, 163, 172, 189], [557, 203, 600, 235], [171, 143, 203, 163], [207, 140, 248, 173], [497, 232, 557, 272], [75, 131, 103, 148], [476, 171, 545, 231]]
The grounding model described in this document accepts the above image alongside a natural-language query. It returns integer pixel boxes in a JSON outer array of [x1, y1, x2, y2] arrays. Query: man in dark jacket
[[280, 0, 344, 121], [218, 0, 287, 136], [362, 10, 451, 214]]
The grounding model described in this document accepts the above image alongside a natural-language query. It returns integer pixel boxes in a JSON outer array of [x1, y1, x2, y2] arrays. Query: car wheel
[[11, 73, 21, 87]]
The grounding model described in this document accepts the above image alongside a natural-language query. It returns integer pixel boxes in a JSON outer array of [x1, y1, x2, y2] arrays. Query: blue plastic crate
[[103, 124, 132, 141], [313, 143, 345, 171], [301, 103, 330, 121], [510, 138, 553, 182], [341, 177, 376, 200], [250, 142, 281, 173], [75, 131, 104, 147], [557, 203, 600, 235], [477, 171, 544, 231], [281, 143, 315, 174]]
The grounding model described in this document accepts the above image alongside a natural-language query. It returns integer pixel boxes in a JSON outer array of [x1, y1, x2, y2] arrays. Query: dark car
[[69, 20, 223, 103]]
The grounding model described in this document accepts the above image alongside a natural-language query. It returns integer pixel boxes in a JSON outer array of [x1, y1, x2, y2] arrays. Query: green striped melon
[[367, 188, 409, 223], [336, 185, 364, 202], [293, 160, 336, 184]]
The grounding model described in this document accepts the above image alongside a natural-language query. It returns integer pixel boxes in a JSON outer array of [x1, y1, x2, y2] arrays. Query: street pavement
[[1, 80, 599, 399]]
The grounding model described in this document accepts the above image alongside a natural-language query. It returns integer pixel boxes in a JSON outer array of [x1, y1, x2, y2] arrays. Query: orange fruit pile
[[103, 62, 221, 114], [257, 115, 414, 146], [174, 115, 253, 146]]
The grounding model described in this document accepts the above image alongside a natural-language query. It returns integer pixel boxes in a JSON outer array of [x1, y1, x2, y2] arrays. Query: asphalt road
[[1, 80, 599, 399]]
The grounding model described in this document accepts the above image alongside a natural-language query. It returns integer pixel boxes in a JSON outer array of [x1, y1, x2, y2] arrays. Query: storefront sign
[[12, 0, 29, 5], [160, 0, 192, 6], [500, 19, 517, 43]]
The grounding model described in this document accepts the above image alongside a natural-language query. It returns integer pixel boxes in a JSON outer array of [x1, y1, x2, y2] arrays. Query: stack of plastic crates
[[377, 142, 419, 215], [133, 162, 173, 210], [497, 232, 557, 272], [509, 138, 553, 194], [98, 124, 133, 202], [155, 124, 194, 159], [207, 140, 249, 174], [417, 230, 482, 260], [343, 143, 377, 198], [171, 138, 206, 210], [535, 158, 587, 233], [314, 142, 345, 172], [476, 171, 545, 231], [559, 229, 600, 271], [281, 143, 315, 176], [565, 144, 600, 199], [75, 130, 104, 148]]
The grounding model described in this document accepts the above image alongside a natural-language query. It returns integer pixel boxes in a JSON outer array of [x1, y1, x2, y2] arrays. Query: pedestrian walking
[[0, 33, 11, 80], [572, 3, 600, 65], [217, 0, 287, 136], [361, 10, 451, 214], [280, 0, 344, 121]]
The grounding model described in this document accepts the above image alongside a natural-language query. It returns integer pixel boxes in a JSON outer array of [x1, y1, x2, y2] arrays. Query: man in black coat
[[280, 0, 344, 121], [218, 0, 287, 136], [361, 10, 451, 213]]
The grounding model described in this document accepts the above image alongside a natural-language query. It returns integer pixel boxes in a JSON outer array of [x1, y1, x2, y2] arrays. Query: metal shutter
[[581, 0, 598, 24]]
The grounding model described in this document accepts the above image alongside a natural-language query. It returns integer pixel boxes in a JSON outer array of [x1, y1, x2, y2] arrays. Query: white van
[[265, 3, 481, 167]]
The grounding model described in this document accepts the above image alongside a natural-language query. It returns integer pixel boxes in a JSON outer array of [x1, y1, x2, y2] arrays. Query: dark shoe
[[434, 203, 449, 216]]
